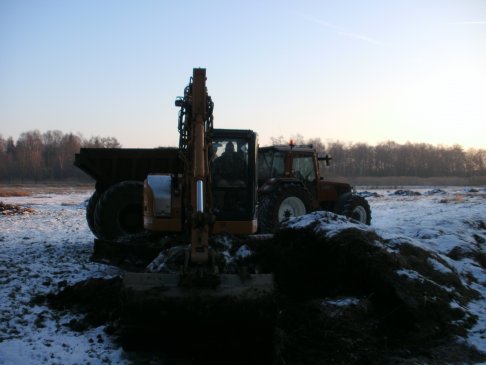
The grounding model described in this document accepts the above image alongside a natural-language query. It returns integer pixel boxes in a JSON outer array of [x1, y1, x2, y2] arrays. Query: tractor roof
[[259, 144, 315, 154]]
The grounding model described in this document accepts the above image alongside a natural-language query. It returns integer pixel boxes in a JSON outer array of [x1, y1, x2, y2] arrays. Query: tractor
[[257, 143, 371, 233]]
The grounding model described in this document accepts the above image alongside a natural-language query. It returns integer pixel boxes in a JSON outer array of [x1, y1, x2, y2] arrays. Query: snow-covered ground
[[0, 186, 485, 364], [0, 188, 125, 365], [369, 187, 486, 354]]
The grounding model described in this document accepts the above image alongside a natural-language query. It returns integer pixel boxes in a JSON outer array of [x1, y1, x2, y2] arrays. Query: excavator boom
[[188, 68, 211, 263]]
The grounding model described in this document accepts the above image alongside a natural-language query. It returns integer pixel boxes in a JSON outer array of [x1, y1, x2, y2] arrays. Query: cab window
[[211, 139, 248, 188], [292, 155, 316, 183], [258, 151, 286, 181]]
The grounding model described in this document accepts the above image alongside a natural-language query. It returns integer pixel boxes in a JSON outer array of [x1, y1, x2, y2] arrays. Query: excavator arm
[[185, 68, 212, 264]]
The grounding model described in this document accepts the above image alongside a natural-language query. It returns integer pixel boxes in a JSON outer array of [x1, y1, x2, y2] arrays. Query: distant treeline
[[272, 136, 486, 178], [0, 130, 120, 182], [1, 130, 485, 182]]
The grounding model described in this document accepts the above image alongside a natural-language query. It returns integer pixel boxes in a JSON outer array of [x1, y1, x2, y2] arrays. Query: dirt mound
[[263, 212, 483, 364], [44, 212, 485, 364], [390, 189, 421, 196], [0, 202, 34, 215], [45, 277, 122, 331], [262, 213, 478, 339], [91, 235, 171, 271], [424, 188, 447, 195], [358, 191, 381, 198]]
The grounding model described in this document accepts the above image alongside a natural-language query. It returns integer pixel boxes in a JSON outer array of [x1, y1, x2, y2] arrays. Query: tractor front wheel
[[258, 185, 311, 233]]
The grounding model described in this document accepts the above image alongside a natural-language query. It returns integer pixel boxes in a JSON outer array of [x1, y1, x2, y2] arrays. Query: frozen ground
[[0, 186, 485, 364]]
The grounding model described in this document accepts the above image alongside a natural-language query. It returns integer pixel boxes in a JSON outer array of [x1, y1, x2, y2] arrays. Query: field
[[0, 185, 485, 364]]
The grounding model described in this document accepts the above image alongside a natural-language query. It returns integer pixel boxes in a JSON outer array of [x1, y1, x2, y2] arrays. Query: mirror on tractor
[[318, 154, 333, 166]]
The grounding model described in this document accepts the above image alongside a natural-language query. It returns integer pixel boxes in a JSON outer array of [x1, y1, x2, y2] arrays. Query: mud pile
[[390, 189, 421, 196], [0, 202, 34, 215], [262, 212, 478, 340], [45, 212, 485, 364]]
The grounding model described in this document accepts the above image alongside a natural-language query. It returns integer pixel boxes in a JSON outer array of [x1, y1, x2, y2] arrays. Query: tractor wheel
[[335, 193, 371, 225], [86, 191, 101, 238], [94, 181, 144, 241], [258, 185, 311, 233]]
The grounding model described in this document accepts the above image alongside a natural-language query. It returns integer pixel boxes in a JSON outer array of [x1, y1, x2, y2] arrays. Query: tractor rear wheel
[[94, 181, 144, 241], [335, 193, 371, 225], [258, 185, 311, 233]]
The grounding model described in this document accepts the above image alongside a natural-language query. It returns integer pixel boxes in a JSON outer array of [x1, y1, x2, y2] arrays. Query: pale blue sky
[[1, 1, 485, 148]]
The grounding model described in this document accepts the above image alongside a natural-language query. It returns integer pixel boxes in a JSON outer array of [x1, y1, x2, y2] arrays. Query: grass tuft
[[0, 190, 32, 197]]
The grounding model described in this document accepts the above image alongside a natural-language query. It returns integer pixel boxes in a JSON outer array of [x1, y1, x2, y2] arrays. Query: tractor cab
[[257, 144, 320, 199]]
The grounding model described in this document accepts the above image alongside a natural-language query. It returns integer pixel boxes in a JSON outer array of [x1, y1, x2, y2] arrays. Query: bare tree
[[58, 133, 82, 178], [84, 136, 121, 148], [267, 135, 486, 178], [0, 135, 6, 179], [270, 136, 286, 145], [16, 130, 43, 181], [42, 130, 64, 178], [0, 130, 122, 182]]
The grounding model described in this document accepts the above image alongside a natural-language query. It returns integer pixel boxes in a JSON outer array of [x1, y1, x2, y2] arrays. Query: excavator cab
[[142, 129, 258, 235], [211, 129, 258, 234]]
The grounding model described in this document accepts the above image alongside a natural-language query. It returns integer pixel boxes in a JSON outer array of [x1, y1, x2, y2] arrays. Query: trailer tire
[[94, 181, 144, 241], [86, 191, 101, 238], [258, 185, 311, 233], [335, 193, 371, 225]]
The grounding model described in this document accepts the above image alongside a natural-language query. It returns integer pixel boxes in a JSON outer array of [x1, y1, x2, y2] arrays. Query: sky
[[1, 0, 485, 149]]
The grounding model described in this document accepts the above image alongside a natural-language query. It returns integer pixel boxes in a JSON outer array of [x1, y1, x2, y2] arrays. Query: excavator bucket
[[120, 270, 276, 360]]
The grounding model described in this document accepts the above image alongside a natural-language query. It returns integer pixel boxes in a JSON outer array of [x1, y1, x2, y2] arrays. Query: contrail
[[298, 13, 385, 46]]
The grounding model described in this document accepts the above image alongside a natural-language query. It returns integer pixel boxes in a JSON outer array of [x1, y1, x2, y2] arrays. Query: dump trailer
[[74, 148, 179, 239], [74, 147, 179, 186]]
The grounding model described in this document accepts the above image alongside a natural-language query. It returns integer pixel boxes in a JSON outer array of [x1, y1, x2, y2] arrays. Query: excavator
[[120, 69, 275, 353], [74, 68, 371, 357], [124, 68, 272, 293]]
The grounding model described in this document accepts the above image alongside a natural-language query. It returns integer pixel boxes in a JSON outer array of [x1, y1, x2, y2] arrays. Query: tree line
[[1, 130, 485, 182], [0, 130, 120, 182], [273, 135, 486, 178]]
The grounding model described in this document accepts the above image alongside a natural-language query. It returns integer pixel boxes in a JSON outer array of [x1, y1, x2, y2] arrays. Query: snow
[[322, 297, 362, 307], [0, 185, 486, 363], [235, 244, 252, 259], [427, 257, 454, 274], [0, 189, 124, 365], [285, 210, 373, 238], [396, 268, 423, 281], [370, 187, 486, 354]]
